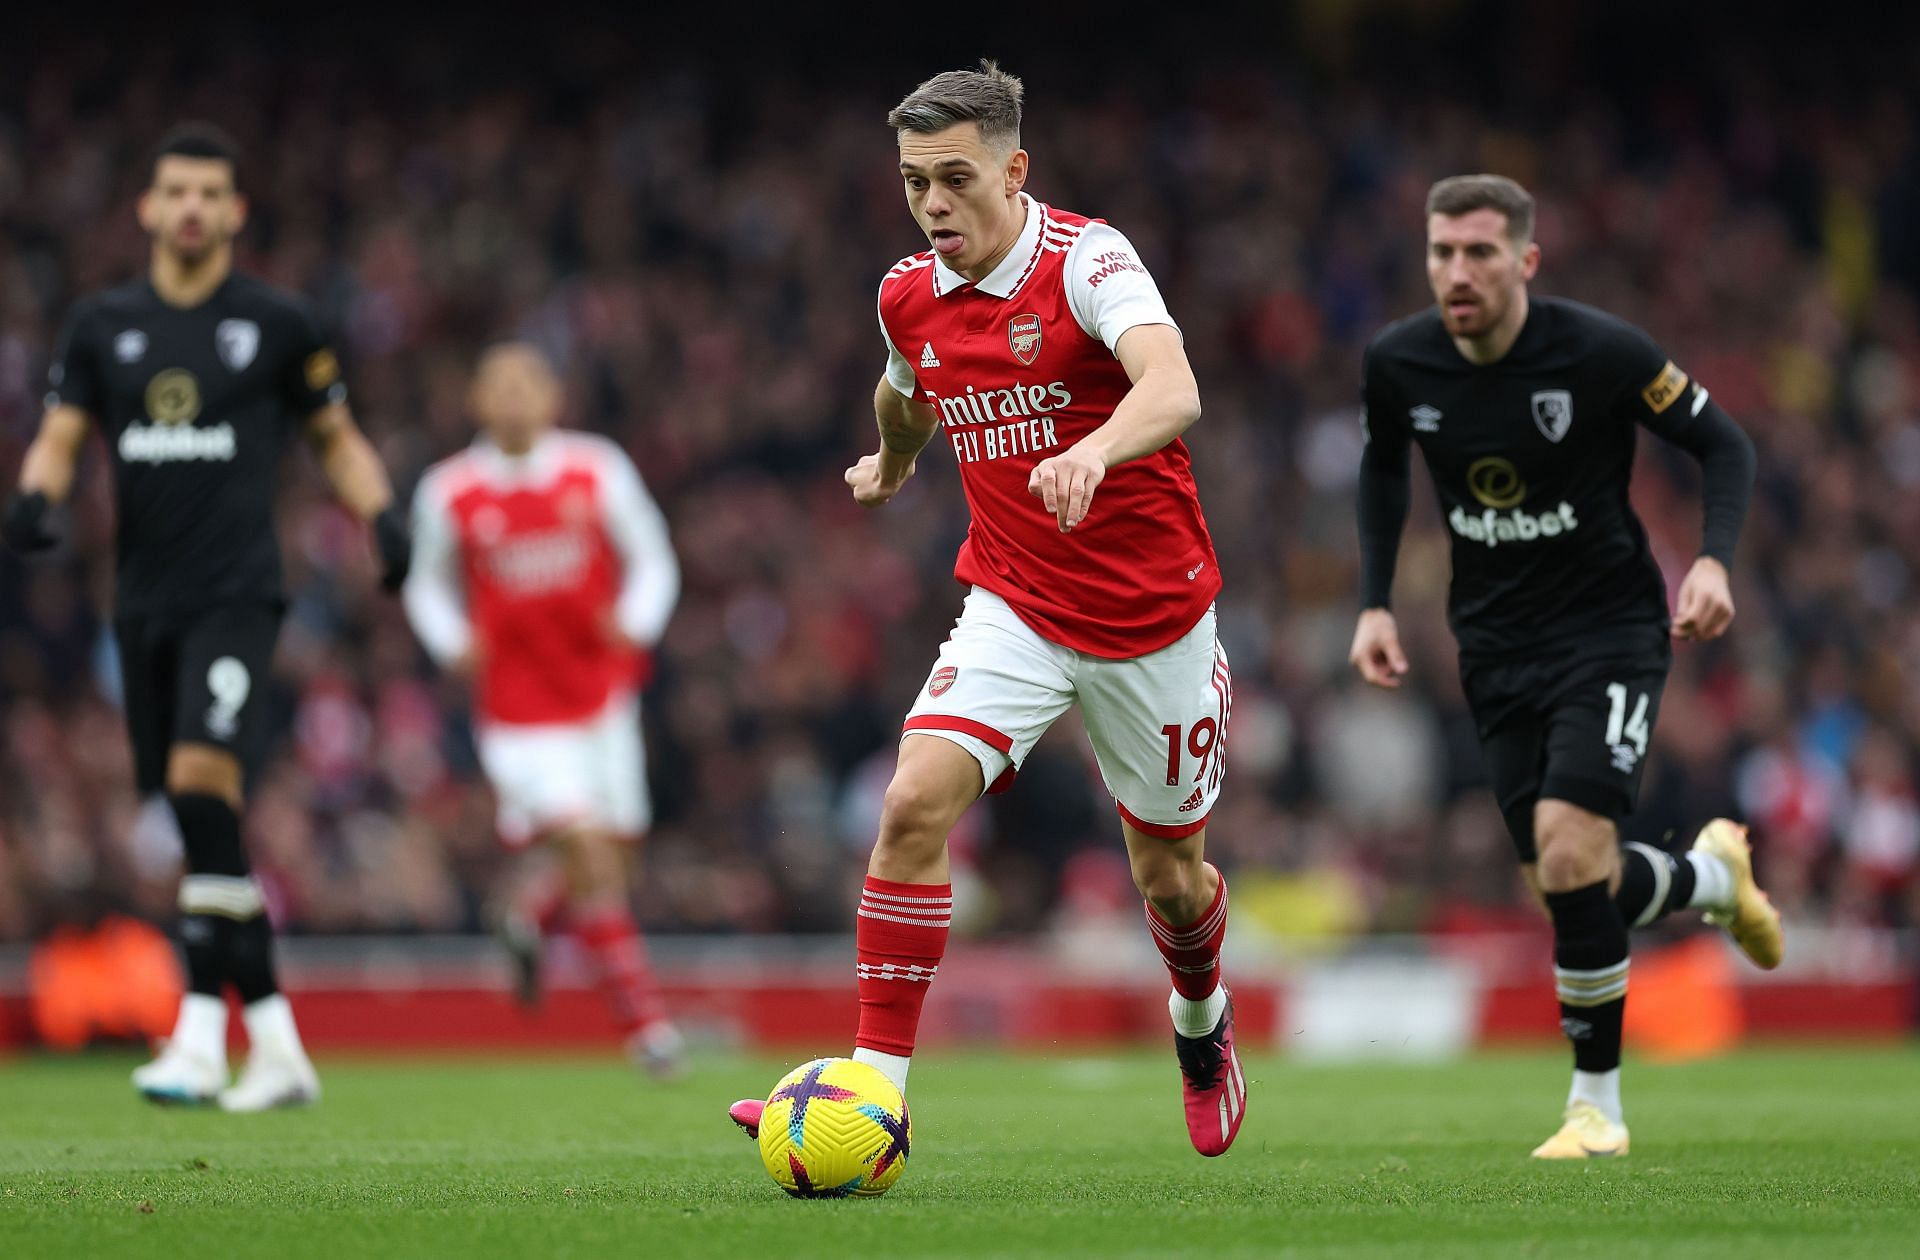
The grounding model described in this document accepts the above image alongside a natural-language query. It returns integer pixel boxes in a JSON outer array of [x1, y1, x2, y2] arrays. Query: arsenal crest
[[1008, 313, 1042, 366], [928, 665, 958, 697], [216, 319, 260, 372], [1531, 389, 1573, 443]]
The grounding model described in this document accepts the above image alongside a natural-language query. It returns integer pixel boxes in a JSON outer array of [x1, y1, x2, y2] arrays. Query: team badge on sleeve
[[928, 665, 958, 697], [1641, 360, 1690, 414], [216, 319, 260, 371], [1008, 313, 1042, 366], [1531, 390, 1573, 442]]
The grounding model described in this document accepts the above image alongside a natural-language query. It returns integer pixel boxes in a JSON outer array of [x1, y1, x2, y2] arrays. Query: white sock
[[1687, 850, 1736, 911], [852, 1048, 911, 1094], [1169, 984, 1227, 1039], [1568, 1068, 1624, 1126], [241, 995, 309, 1062], [171, 993, 228, 1062]]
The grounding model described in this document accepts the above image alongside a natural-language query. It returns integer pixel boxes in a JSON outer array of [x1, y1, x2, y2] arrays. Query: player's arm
[[1622, 344, 1757, 642], [600, 447, 681, 666], [847, 307, 940, 508], [399, 472, 475, 673], [4, 406, 91, 553], [305, 402, 409, 589], [6, 304, 102, 553], [1029, 324, 1200, 533], [1030, 224, 1200, 532], [1349, 344, 1412, 688]]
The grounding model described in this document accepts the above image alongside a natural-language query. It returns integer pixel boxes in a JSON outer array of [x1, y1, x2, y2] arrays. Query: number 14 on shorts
[[1604, 681, 1650, 772]]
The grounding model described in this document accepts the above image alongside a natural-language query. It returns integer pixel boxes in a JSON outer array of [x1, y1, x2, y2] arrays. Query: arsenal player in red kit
[[404, 344, 684, 1075], [731, 63, 1245, 1155]]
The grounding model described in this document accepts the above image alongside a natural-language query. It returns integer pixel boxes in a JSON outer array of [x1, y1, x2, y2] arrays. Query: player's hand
[[373, 505, 412, 592], [1673, 556, 1735, 641], [1028, 445, 1106, 532], [2, 490, 58, 554], [845, 452, 912, 507], [1349, 608, 1409, 688]]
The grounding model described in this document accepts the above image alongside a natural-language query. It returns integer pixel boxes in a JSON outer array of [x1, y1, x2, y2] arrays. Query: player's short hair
[[887, 60, 1024, 153], [150, 122, 243, 188], [1426, 174, 1534, 245]]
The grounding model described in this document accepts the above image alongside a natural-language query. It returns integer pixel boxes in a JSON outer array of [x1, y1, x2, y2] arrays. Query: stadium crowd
[[2, 13, 1918, 946]]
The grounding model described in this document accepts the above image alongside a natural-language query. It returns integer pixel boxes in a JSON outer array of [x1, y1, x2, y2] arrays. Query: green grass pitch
[[2, 1047, 1916, 1258]]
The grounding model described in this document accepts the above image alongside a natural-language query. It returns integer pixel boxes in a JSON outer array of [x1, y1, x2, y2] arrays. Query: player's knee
[[165, 746, 242, 808], [1128, 847, 1198, 910], [876, 777, 960, 861], [1533, 800, 1614, 889]]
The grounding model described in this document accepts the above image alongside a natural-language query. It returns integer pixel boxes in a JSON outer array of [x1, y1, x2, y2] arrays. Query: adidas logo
[[1178, 787, 1206, 813], [920, 342, 941, 369]]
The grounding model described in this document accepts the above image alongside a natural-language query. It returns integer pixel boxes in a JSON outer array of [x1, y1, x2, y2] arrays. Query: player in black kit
[[1350, 175, 1784, 1159], [3, 124, 410, 1110]]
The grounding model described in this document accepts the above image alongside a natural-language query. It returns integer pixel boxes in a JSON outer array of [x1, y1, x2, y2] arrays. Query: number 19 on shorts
[[1161, 718, 1222, 789]]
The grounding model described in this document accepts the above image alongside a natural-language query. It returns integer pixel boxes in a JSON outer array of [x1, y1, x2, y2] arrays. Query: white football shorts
[[475, 690, 651, 846], [903, 588, 1230, 837]]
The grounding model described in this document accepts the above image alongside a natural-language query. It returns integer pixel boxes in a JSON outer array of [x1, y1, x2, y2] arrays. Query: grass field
[[1, 1046, 1916, 1259]]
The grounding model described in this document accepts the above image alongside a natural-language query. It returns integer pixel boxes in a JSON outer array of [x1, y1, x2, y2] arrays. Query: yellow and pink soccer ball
[[757, 1057, 911, 1198]]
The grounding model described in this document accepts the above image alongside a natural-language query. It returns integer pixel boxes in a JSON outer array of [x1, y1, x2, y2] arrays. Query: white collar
[[471, 430, 559, 482], [931, 193, 1046, 299]]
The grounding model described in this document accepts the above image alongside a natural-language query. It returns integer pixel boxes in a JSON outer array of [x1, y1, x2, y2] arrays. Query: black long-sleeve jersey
[[46, 272, 346, 614], [1358, 296, 1755, 660]]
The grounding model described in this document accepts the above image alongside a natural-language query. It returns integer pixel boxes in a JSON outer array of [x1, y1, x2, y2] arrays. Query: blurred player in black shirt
[[1350, 176, 1782, 1158], [4, 124, 410, 1110]]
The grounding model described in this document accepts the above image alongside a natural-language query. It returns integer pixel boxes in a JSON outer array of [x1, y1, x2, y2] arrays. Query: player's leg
[[1526, 657, 1680, 1157], [731, 589, 1072, 1136], [169, 604, 315, 1112], [122, 616, 230, 1104], [1530, 797, 1631, 1156], [1590, 659, 1772, 954], [1081, 613, 1243, 1156], [550, 820, 680, 1076]]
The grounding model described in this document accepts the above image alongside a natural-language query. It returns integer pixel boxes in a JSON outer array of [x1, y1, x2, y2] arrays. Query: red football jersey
[[877, 196, 1220, 658], [405, 431, 679, 725]]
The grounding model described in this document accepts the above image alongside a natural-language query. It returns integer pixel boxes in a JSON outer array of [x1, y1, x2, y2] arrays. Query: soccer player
[[729, 62, 1246, 1155], [403, 343, 684, 1076], [1350, 175, 1784, 1158], [3, 123, 411, 1110]]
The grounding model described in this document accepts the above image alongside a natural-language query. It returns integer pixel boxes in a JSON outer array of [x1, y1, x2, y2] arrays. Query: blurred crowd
[[3, 8, 1919, 944]]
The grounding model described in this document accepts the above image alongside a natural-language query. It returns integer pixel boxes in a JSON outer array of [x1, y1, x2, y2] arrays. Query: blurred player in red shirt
[[404, 343, 683, 1075], [730, 63, 1245, 1156]]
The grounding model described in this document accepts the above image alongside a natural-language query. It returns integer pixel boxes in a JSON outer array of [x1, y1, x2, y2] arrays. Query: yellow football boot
[[1530, 1102, 1630, 1159], [1692, 819, 1784, 970]]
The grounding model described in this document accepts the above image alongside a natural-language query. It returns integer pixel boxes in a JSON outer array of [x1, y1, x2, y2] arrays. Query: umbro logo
[[920, 342, 941, 369], [1410, 404, 1442, 432]]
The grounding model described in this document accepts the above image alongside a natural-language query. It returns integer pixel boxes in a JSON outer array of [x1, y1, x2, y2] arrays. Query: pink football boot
[[1174, 989, 1247, 1156]]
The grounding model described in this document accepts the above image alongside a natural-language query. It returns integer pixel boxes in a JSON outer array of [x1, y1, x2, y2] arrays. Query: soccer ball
[[757, 1057, 911, 1198]]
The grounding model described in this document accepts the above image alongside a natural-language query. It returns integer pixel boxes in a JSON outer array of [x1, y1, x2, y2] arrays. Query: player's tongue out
[[932, 231, 965, 257]]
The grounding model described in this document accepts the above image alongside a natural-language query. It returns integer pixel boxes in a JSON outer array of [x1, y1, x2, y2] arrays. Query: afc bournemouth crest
[[1008, 313, 1042, 366], [928, 665, 958, 697], [1531, 389, 1573, 443], [216, 319, 260, 372]]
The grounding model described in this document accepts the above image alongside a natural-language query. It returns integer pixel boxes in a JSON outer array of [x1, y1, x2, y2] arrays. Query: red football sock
[[854, 876, 952, 1057], [573, 906, 668, 1034], [1145, 865, 1227, 999]]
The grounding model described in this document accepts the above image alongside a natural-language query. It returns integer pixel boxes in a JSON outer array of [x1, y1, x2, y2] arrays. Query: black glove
[[3, 491, 58, 554], [373, 504, 412, 591]]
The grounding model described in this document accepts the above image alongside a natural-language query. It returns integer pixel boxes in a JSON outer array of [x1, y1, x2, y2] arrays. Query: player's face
[[898, 123, 1028, 276], [139, 157, 246, 263], [471, 348, 561, 451], [1426, 210, 1539, 338]]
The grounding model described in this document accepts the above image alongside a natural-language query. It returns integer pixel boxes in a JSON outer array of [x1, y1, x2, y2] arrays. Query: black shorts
[[1459, 635, 1671, 862], [114, 602, 283, 795]]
